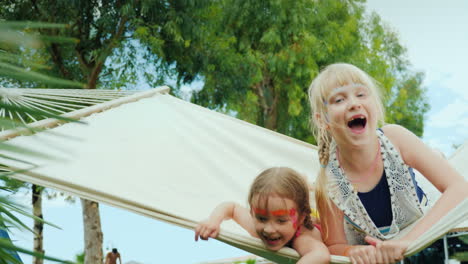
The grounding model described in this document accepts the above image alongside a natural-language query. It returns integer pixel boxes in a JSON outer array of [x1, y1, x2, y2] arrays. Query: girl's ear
[[315, 113, 329, 129]]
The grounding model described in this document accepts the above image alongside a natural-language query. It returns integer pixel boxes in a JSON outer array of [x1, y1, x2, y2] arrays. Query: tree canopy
[[137, 0, 429, 141], [2, 0, 429, 139]]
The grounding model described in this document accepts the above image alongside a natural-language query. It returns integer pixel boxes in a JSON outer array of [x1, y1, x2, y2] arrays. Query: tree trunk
[[255, 78, 278, 131], [264, 97, 278, 131], [81, 198, 103, 264], [32, 184, 44, 264]]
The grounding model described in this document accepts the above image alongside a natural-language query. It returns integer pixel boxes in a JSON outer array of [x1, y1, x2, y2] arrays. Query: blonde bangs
[[309, 63, 385, 128]]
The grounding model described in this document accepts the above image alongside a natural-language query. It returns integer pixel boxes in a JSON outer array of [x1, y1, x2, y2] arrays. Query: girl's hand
[[194, 219, 221, 241], [365, 236, 409, 263], [347, 245, 379, 264]]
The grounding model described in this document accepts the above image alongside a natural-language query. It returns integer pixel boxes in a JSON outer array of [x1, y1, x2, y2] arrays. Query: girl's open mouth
[[264, 236, 281, 245], [347, 116, 367, 134]]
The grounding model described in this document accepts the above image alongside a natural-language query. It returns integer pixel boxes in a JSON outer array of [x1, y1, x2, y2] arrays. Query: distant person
[[105, 248, 121, 264]]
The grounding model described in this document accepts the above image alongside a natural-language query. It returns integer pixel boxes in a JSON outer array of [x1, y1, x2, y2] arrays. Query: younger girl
[[195, 167, 330, 264], [308, 63, 467, 264]]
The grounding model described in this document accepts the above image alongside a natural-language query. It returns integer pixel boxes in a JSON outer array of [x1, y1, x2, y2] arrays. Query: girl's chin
[[265, 244, 283, 251], [263, 239, 284, 250]]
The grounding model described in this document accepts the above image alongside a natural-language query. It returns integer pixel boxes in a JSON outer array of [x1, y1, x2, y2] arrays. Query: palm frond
[[0, 20, 85, 263]]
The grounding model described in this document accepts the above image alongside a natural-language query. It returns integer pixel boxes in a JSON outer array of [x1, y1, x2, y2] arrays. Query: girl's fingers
[[385, 246, 400, 263], [361, 254, 370, 264], [202, 228, 211, 240], [199, 227, 207, 239], [382, 250, 391, 264], [194, 226, 202, 241], [357, 248, 370, 264], [368, 247, 378, 264], [396, 247, 405, 261], [375, 248, 384, 263], [195, 222, 221, 241], [207, 228, 215, 238], [351, 247, 372, 264], [368, 248, 377, 264], [354, 255, 365, 264], [205, 226, 219, 239]]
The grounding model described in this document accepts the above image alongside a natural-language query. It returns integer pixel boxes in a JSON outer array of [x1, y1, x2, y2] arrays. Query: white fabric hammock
[[0, 87, 466, 264], [448, 141, 468, 232]]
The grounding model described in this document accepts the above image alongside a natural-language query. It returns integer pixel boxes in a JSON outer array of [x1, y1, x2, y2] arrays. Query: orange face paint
[[253, 208, 268, 215], [252, 207, 300, 233], [253, 208, 297, 217], [270, 209, 292, 216]]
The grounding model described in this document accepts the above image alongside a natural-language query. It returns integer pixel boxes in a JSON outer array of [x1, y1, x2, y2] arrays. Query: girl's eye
[[334, 98, 344, 104], [277, 218, 289, 224], [257, 216, 268, 222], [357, 92, 366, 97]]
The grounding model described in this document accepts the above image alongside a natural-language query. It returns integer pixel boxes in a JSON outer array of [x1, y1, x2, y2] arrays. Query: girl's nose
[[348, 96, 361, 110], [263, 222, 276, 233]]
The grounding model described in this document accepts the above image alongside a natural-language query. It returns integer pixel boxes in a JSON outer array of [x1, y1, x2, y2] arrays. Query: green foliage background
[[136, 0, 429, 143], [2, 0, 429, 144], [1, 0, 432, 262]]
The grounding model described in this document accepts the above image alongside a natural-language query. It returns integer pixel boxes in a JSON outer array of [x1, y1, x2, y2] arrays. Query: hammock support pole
[[443, 235, 449, 263]]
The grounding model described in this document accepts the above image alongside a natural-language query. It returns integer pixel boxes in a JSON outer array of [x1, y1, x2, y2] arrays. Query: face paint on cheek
[[289, 208, 298, 229]]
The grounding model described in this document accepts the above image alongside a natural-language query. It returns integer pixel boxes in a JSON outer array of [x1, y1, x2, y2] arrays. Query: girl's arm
[[365, 124, 468, 261], [195, 202, 256, 241], [322, 198, 385, 263], [320, 200, 348, 255], [383, 124, 468, 242], [293, 228, 330, 264]]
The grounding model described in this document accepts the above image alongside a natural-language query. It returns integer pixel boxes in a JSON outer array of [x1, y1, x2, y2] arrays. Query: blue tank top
[[358, 168, 425, 228]]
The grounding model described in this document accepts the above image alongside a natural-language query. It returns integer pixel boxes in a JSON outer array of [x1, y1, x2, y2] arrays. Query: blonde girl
[[308, 63, 467, 264], [195, 167, 330, 264]]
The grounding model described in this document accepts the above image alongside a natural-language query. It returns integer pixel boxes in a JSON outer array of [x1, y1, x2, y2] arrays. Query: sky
[[8, 0, 468, 263], [365, 0, 468, 157]]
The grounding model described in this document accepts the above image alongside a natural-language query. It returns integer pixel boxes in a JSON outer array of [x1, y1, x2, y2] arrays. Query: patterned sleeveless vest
[[326, 130, 424, 244]]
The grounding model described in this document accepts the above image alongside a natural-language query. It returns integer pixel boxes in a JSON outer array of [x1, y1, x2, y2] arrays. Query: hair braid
[[302, 202, 315, 230], [315, 130, 333, 238], [318, 132, 331, 167]]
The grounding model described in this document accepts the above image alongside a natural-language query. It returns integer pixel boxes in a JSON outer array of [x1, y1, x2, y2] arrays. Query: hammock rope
[[0, 88, 140, 130]]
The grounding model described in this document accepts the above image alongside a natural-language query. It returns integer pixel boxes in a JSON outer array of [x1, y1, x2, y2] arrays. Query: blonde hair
[[307, 63, 385, 238], [248, 167, 314, 230]]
